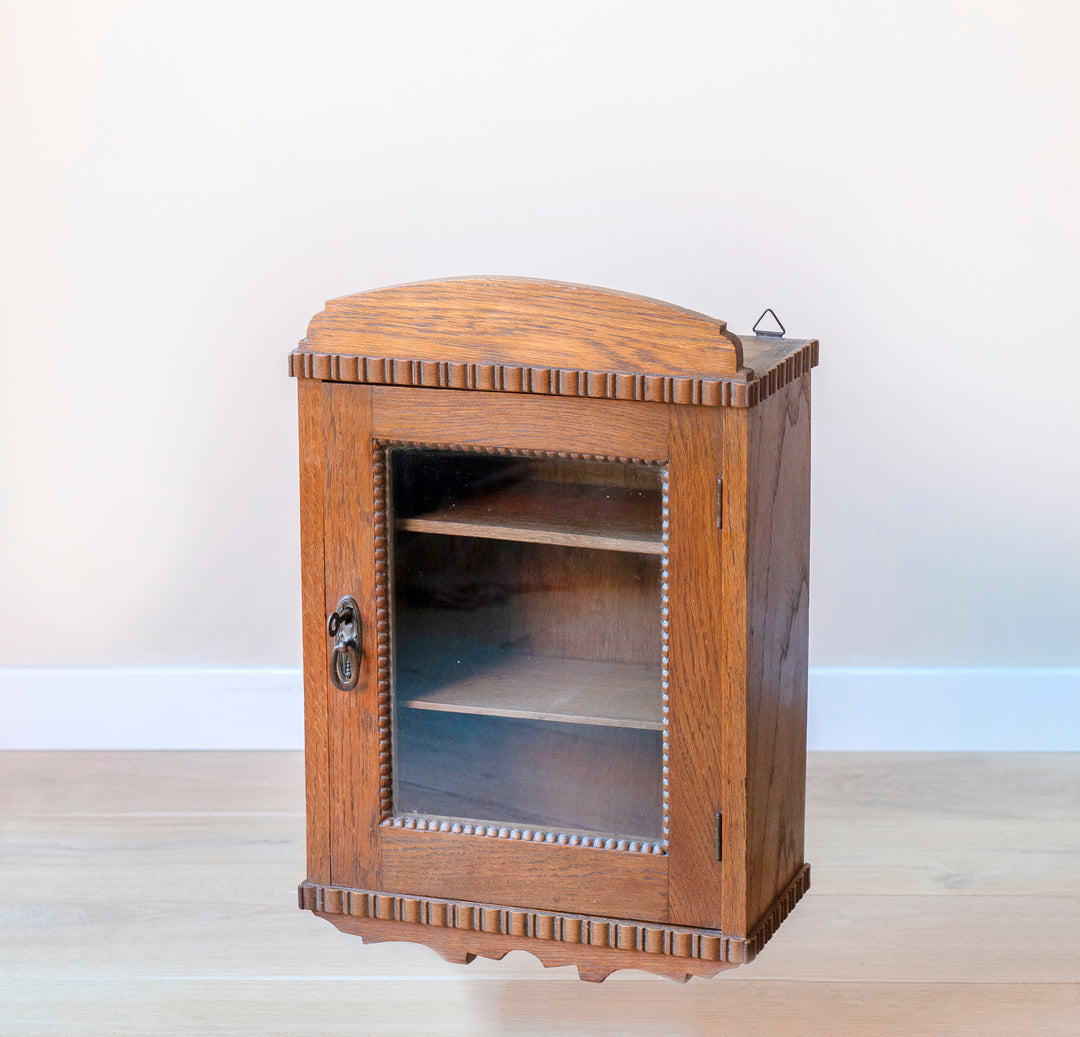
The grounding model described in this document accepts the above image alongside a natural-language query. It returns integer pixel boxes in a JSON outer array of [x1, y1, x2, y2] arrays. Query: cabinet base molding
[[299, 864, 809, 983]]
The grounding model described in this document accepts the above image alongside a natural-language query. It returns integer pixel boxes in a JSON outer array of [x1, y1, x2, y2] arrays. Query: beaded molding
[[299, 864, 811, 966], [300, 882, 744, 963], [375, 440, 670, 855], [384, 816, 663, 854], [289, 340, 818, 409], [372, 442, 393, 821], [660, 465, 671, 844]]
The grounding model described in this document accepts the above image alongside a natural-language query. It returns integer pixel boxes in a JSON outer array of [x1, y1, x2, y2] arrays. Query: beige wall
[[3, 0, 1078, 668]]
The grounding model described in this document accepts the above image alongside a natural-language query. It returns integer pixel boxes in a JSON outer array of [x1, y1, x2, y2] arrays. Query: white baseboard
[[0, 668, 304, 750], [1, 666, 1078, 751], [808, 667, 1080, 750]]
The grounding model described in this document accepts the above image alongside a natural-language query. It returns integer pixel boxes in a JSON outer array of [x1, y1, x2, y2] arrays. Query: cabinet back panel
[[394, 709, 663, 839], [394, 534, 662, 666]]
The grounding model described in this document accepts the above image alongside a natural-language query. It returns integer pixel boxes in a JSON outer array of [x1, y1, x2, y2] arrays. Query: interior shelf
[[396, 481, 663, 554], [396, 640, 662, 731]]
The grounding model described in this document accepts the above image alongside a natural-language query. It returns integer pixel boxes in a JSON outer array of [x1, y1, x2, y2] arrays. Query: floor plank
[[2, 980, 1078, 1037], [806, 752, 1080, 820], [2, 751, 1079, 1035], [807, 817, 1080, 895], [0, 751, 305, 816]]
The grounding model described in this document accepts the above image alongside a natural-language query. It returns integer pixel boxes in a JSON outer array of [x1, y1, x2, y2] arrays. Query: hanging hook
[[753, 308, 786, 338]]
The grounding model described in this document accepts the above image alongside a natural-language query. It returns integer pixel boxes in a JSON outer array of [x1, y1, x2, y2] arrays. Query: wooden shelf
[[396, 640, 662, 731], [397, 481, 662, 554]]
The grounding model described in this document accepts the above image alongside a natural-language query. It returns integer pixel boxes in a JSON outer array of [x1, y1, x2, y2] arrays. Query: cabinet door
[[306, 382, 724, 926]]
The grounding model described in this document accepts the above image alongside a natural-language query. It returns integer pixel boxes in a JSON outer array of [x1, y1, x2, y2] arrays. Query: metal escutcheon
[[327, 595, 361, 690]]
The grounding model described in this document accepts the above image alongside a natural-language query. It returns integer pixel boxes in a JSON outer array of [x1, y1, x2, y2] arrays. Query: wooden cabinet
[[291, 278, 818, 982]]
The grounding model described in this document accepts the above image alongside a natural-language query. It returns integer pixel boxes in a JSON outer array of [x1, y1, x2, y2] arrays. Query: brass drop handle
[[327, 596, 361, 690]]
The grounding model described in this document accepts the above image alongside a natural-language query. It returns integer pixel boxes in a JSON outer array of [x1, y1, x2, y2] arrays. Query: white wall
[[2, 2, 1078, 743]]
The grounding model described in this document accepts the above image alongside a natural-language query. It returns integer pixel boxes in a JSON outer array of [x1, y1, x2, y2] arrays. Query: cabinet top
[[290, 277, 817, 408]]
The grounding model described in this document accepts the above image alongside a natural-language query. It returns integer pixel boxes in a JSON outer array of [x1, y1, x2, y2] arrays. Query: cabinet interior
[[388, 448, 666, 843]]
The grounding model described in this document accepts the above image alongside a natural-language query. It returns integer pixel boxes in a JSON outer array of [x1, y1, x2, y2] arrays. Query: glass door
[[388, 447, 666, 848]]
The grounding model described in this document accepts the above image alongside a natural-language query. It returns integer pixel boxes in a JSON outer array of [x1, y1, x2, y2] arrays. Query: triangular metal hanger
[[752, 308, 786, 338]]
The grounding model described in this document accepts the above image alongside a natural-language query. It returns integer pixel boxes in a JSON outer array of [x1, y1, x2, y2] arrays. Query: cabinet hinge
[[715, 810, 723, 861], [716, 478, 723, 529]]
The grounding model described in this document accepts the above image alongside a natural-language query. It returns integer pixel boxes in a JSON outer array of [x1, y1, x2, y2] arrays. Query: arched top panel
[[298, 276, 745, 379]]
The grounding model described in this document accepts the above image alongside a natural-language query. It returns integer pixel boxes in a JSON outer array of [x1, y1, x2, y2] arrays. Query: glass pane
[[389, 448, 664, 844]]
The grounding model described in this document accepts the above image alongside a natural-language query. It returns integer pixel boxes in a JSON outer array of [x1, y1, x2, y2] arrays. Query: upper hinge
[[716, 478, 723, 529]]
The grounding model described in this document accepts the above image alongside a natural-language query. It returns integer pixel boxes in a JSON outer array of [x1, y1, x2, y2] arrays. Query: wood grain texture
[[806, 751, 1080, 821], [6, 751, 1080, 1033], [315, 914, 739, 984], [740, 335, 819, 404], [294, 280, 820, 978], [807, 817, 1080, 896], [744, 373, 812, 931], [378, 824, 668, 921], [398, 480, 663, 554], [322, 384, 380, 890], [297, 379, 330, 885], [665, 405, 727, 928], [397, 650, 662, 729], [289, 280, 820, 410], [300, 866, 808, 980], [300, 883, 747, 977], [719, 401, 752, 935], [292, 348, 757, 406], [371, 387, 669, 459], [299, 276, 745, 378], [289, 341, 819, 409], [7, 980, 1078, 1037], [745, 863, 811, 957], [366, 411, 679, 927], [393, 535, 663, 667]]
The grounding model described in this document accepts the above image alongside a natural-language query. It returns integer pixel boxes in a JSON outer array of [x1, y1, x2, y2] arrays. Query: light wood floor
[[2, 752, 1078, 1036]]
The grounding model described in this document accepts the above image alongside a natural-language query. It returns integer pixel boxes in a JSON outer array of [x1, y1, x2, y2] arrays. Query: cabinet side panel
[[719, 406, 750, 934], [324, 384, 382, 890], [299, 380, 331, 884], [666, 406, 726, 928], [744, 374, 811, 931]]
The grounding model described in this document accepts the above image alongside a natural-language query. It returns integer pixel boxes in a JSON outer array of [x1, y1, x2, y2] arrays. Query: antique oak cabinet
[[291, 277, 818, 982]]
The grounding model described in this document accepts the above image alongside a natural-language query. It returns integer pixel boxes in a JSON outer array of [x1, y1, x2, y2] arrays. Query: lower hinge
[[715, 810, 723, 861]]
